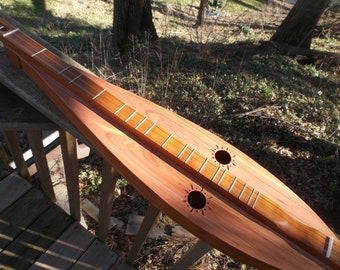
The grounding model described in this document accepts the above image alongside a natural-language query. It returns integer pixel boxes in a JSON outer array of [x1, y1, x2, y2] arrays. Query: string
[[8, 28, 246, 196], [5, 31, 66, 72], [5, 28, 257, 205], [5, 28, 339, 264]]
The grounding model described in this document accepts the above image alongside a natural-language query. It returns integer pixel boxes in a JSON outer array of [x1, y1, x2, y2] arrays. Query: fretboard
[[0, 20, 339, 268], [1, 26, 261, 209]]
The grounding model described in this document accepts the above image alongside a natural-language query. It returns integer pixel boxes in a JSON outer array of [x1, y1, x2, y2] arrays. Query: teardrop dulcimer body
[[0, 17, 339, 269]]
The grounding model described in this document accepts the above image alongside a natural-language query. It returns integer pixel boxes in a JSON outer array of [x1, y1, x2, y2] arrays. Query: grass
[[0, 0, 339, 269]]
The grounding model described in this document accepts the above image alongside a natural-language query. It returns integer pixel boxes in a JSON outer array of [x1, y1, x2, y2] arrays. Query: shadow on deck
[[0, 172, 121, 269], [0, 14, 225, 269], [0, 81, 134, 269]]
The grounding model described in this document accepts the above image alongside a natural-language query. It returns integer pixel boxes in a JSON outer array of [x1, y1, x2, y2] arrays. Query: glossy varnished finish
[[0, 17, 339, 269]]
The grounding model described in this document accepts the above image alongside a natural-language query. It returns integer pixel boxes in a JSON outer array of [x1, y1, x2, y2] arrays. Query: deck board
[[0, 188, 51, 251], [0, 204, 73, 269], [29, 222, 96, 270], [0, 173, 31, 212], [71, 240, 118, 270], [0, 173, 121, 270]]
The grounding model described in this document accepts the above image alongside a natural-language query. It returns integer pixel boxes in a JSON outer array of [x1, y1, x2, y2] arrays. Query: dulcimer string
[[2, 26, 262, 209], [0, 20, 339, 268]]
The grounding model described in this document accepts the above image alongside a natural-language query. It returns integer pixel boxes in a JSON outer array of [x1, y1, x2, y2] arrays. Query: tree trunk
[[196, 0, 209, 27], [31, 0, 46, 12], [270, 0, 331, 49], [113, 0, 158, 54]]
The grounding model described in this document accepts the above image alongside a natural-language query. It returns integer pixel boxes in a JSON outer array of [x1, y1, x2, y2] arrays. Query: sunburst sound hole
[[187, 190, 207, 210], [215, 149, 232, 165]]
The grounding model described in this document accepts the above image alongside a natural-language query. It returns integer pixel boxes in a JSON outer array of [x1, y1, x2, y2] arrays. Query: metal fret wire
[[4, 25, 338, 263], [4, 29, 261, 208]]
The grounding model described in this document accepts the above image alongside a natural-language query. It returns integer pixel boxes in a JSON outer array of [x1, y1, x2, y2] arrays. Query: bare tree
[[112, 0, 158, 54], [270, 0, 332, 49], [196, 0, 209, 27], [196, 0, 223, 27], [31, 0, 46, 12]]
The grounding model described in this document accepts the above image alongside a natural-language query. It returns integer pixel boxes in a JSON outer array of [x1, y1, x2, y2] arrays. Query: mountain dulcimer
[[0, 16, 339, 269]]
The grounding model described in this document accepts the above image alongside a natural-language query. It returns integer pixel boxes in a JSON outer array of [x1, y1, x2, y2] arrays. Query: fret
[[161, 134, 173, 148], [58, 66, 71, 75], [251, 192, 260, 208], [114, 103, 127, 115], [246, 188, 255, 205], [115, 105, 136, 123], [211, 165, 222, 182], [59, 67, 104, 98], [95, 91, 126, 114], [218, 172, 240, 192], [135, 116, 148, 130], [246, 189, 260, 207], [73, 75, 106, 98], [31, 48, 46, 57], [125, 110, 137, 122], [185, 151, 208, 172], [326, 236, 334, 258], [198, 157, 209, 173], [92, 89, 106, 100], [135, 117, 154, 134], [230, 178, 249, 199], [179, 145, 194, 163], [58, 66, 82, 81], [184, 149, 196, 163], [3, 25, 340, 268], [177, 144, 189, 159], [238, 183, 247, 199], [5, 30, 46, 59], [129, 112, 147, 128], [177, 144, 197, 163], [144, 124, 170, 147], [35, 50, 69, 73], [184, 152, 212, 173], [143, 122, 156, 135], [196, 160, 219, 182], [161, 136, 187, 158], [3, 28, 19, 37], [228, 177, 237, 192], [69, 73, 83, 84], [217, 168, 227, 185], [240, 185, 259, 205]]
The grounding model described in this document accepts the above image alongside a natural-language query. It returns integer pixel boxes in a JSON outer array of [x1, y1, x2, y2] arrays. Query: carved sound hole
[[187, 190, 207, 210], [0, 26, 8, 32], [215, 149, 232, 165]]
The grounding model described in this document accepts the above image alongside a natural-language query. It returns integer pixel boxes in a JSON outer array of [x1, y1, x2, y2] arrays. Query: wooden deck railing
[[0, 82, 212, 269], [0, 14, 215, 267]]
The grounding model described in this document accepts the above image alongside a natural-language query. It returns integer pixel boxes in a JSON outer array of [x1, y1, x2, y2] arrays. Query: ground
[[0, 0, 339, 269]]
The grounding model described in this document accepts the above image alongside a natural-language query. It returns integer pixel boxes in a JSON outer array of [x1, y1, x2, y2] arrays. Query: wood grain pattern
[[0, 204, 73, 269], [0, 173, 119, 270], [1, 17, 339, 269], [0, 173, 31, 212], [31, 66, 336, 269], [0, 188, 51, 251], [30, 222, 96, 269]]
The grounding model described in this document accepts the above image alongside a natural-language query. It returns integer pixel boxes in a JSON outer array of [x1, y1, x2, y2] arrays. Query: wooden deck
[[0, 172, 119, 270]]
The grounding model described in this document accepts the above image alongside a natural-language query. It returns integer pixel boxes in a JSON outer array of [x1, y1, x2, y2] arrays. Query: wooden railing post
[[170, 240, 212, 270], [97, 159, 119, 242], [126, 203, 161, 265], [3, 131, 31, 181], [26, 130, 55, 201], [59, 130, 80, 221]]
